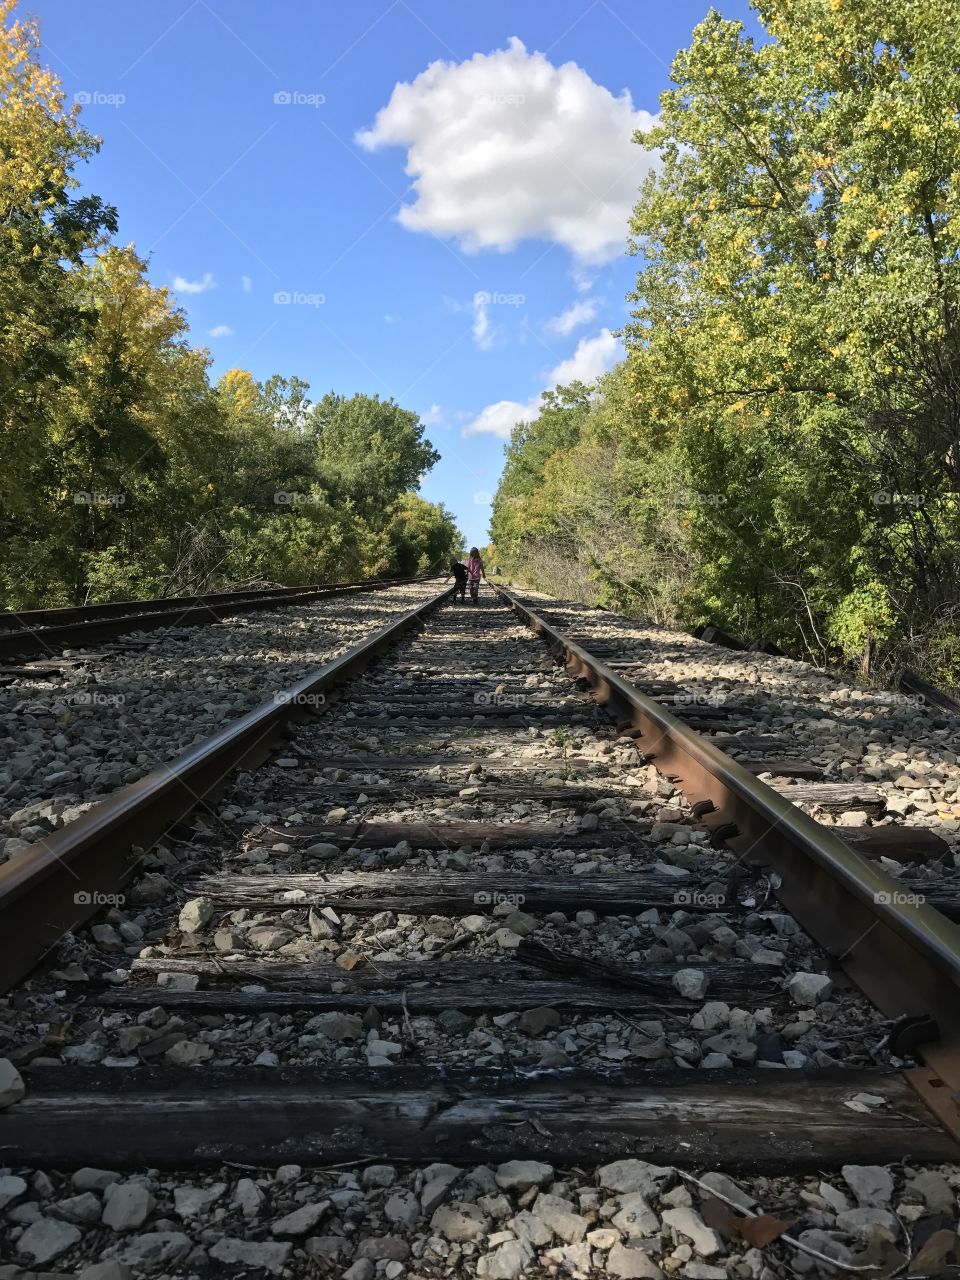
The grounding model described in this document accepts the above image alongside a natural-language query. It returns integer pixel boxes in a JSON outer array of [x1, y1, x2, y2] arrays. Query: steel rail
[[494, 584, 960, 1139], [0, 576, 436, 661], [0, 584, 454, 991], [0, 574, 432, 632]]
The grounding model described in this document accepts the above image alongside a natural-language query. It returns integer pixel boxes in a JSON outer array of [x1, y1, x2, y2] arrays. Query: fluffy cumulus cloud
[[357, 37, 658, 264], [173, 272, 215, 295], [208, 324, 233, 337], [546, 297, 599, 336], [464, 328, 619, 438]]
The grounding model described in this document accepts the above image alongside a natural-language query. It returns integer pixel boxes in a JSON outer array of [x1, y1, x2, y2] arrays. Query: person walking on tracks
[[466, 546, 485, 604], [448, 557, 468, 603]]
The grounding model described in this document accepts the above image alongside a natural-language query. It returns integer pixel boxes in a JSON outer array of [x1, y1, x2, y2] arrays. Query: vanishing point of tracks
[[2, 579, 960, 1272]]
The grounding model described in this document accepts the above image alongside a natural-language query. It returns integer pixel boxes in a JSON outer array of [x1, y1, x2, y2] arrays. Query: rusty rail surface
[[0, 575, 436, 661], [0, 584, 453, 990], [494, 584, 960, 1140]]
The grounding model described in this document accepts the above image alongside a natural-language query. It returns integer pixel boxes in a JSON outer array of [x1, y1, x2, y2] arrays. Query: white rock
[[598, 1158, 673, 1197], [173, 1182, 226, 1218], [17, 1216, 81, 1264], [0, 1174, 27, 1209], [0, 1057, 25, 1109], [272, 1201, 330, 1236], [495, 1159, 554, 1191], [231, 1177, 266, 1218], [661, 1206, 722, 1256], [431, 1202, 490, 1241], [209, 1237, 292, 1274], [787, 972, 834, 1006], [673, 968, 709, 1000], [841, 1164, 894, 1207], [178, 896, 215, 933], [476, 1237, 535, 1279], [102, 1181, 155, 1231]]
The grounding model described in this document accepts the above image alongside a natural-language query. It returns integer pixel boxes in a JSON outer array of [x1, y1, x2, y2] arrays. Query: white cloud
[[241, 275, 252, 292], [546, 297, 599, 336], [464, 328, 620, 438], [208, 324, 234, 337], [173, 272, 216, 295], [357, 37, 658, 264], [547, 328, 619, 386], [472, 291, 493, 349], [384, 313, 398, 324]]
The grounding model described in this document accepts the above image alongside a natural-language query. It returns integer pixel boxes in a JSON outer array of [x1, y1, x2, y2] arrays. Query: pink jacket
[[467, 554, 483, 582]]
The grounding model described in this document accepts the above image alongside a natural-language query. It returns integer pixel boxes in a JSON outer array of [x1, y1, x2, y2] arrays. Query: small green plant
[[549, 726, 572, 759]]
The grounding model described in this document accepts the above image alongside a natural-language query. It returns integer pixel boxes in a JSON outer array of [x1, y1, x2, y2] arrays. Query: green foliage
[[0, 4, 460, 607], [492, 0, 960, 688]]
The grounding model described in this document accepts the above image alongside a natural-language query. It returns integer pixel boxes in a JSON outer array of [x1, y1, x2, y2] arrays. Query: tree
[[308, 393, 439, 513], [0, 0, 116, 513]]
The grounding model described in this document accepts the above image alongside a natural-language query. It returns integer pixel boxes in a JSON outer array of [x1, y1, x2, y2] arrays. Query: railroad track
[[1, 581, 959, 1276], [0, 573, 432, 663]]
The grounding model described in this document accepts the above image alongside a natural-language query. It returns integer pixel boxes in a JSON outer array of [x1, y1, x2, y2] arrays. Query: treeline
[[492, 0, 960, 689], [0, 3, 459, 608]]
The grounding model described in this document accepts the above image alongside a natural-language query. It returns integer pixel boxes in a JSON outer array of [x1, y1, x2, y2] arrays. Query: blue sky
[[38, 0, 754, 548]]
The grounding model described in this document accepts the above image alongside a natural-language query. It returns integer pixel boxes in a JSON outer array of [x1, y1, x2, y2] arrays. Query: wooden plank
[[343, 701, 591, 721], [239, 820, 642, 850], [268, 781, 634, 807], [182, 871, 727, 915], [260, 755, 618, 774], [841, 825, 949, 865], [110, 958, 780, 1013], [768, 781, 885, 815], [737, 759, 823, 781], [3, 1066, 952, 1169], [900, 669, 960, 714]]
